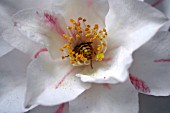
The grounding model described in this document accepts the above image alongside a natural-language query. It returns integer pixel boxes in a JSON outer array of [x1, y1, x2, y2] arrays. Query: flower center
[[59, 17, 107, 68]]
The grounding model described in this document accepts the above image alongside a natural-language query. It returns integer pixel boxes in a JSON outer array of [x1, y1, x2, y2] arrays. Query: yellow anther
[[71, 60, 75, 64], [69, 37, 73, 40], [62, 34, 68, 39], [74, 26, 77, 30], [103, 28, 106, 32], [83, 18, 86, 22], [99, 30, 103, 33], [67, 45, 71, 49], [76, 34, 80, 39], [90, 38, 93, 42], [79, 30, 83, 34], [85, 28, 89, 31], [93, 32, 97, 35], [96, 35, 100, 38], [87, 25, 91, 28], [86, 30, 91, 34], [63, 44, 67, 48], [67, 26, 72, 29], [102, 43, 107, 47], [70, 19, 76, 24], [78, 17, 82, 20], [97, 47, 101, 51], [85, 34, 91, 38], [105, 32, 108, 35], [59, 48, 64, 52], [62, 56, 65, 60], [77, 22, 81, 26], [94, 24, 98, 29], [77, 26, 81, 30]]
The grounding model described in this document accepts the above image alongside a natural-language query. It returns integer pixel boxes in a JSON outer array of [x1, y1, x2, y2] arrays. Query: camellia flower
[[0, 0, 169, 113]]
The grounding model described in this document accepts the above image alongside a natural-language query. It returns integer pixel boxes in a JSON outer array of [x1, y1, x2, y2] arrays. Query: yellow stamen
[[76, 34, 80, 39]]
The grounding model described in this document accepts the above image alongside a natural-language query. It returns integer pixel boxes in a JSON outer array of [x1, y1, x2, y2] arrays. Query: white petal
[[70, 79, 139, 113], [0, 50, 33, 113], [0, 4, 14, 57], [130, 31, 170, 96], [0, 38, 13, 57], [77, 47, 132, 84], [29, 103, 68, 113], [12, 9, 68, 59], [25, 52, 91, 107], [106, 0, 168, 53], [3, 28, 44, 58], [52, 0, 109, 27]]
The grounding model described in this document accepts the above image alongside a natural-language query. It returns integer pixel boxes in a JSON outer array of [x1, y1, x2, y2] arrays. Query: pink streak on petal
[[87, 0, 93, 7], [129, 74, 150, 93], [34, 48, 48, 58], [151, 0, 163, 7], [103, 83, 112, 90], [55, 103, 65, 113], [154, 59, 170, 62], [55, 68, 75, 89], [44, 13, 65, 35]]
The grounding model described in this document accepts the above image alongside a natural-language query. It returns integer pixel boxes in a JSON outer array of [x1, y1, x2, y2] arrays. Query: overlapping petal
[[52, 0, 109, 28], [0, 50, 33, 113], [130, 31, 170, 96], [106, 0, 168, 53], [25, 52, 91, 107], [77, 47, 132, 84], [3, 28, 44, 58], [29, 104, 68, 113], [69, 79, 138, 113]]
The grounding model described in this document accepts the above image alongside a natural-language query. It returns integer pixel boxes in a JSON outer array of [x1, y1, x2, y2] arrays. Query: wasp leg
[[90, 59, 93, 69]]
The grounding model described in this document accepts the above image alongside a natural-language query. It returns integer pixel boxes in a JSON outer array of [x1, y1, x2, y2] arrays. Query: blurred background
[[0, 0, 169, 113]]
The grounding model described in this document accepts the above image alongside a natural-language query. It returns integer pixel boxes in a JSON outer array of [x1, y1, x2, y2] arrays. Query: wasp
[[73, 42, 94, 69]]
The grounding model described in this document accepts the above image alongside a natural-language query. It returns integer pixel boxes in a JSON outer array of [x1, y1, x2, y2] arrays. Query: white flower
[[0, 0, 169, 113]]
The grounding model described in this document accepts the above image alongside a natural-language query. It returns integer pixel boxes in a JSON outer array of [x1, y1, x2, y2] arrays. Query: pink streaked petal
[[102, 83, 112, 90], [25, 52, 91, 107], [87, 0, 93, 7], [55, 103, 65, 113], [151, 0, 163, 7], [34, 48, 48, 58], [154, 59, 170, 62], [55, 68, 75, 89], [12, 9, 68, 59], [129, 74, 150, 93], [43, 13, 66, 36], [130, 31, 170, 96]]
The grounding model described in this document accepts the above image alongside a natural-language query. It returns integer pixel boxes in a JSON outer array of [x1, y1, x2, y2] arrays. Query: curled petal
[[77, 47, 132, 84], [106, 0, 168, 53], [130, 31, 170, 96]]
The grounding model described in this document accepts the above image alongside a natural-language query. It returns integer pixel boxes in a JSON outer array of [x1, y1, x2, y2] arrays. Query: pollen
[[59, 17, 107, 68]]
